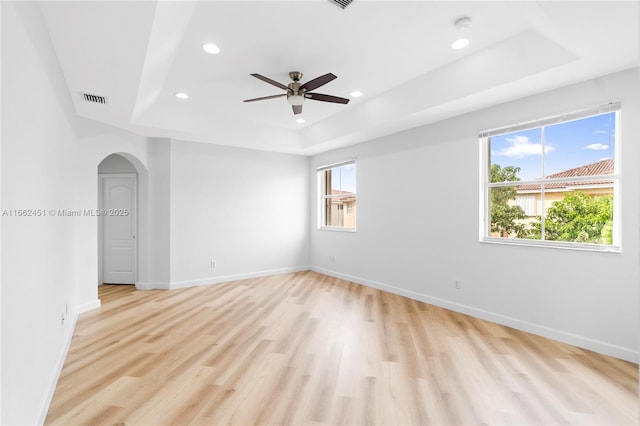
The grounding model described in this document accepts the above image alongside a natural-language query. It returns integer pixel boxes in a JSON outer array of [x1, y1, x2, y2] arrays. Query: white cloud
[[493, 135, 554, 159], [583, 143, 609, 150]]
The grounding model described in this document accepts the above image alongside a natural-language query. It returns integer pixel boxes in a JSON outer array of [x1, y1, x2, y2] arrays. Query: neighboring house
[[328, 189, 357, 228], [514, 158, 614, 216]]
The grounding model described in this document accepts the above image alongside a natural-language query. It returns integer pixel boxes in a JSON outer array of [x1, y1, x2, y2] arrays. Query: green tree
[[600, 220, 613, 245], [490, 164, 529, 238], [541, 192, 612, 244]]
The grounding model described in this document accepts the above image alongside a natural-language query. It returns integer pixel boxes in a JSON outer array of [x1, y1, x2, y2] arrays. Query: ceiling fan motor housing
[[287, 73, 305, 105], [287, 81, 305, 105], [289, 71, 303, 82]]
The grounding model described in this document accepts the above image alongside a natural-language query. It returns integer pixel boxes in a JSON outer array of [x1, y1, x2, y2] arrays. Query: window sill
[[480, 237, 621, 253], [319, 226, 356, 233]]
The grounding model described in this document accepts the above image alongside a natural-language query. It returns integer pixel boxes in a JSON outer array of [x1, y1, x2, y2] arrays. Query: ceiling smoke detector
[[327, 0, 355, 10]]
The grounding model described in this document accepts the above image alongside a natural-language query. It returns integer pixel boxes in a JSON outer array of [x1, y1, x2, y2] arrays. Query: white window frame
[[479, 102, 621, 252], [317, 160, 357, 232]]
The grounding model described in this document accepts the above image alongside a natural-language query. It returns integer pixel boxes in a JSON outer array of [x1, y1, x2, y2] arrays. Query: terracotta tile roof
[[517, 159, 614, 191], [330, 189, 356, 204]]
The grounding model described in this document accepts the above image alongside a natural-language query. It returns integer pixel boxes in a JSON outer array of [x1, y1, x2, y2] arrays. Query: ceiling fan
[[243, 71, 350, 115]]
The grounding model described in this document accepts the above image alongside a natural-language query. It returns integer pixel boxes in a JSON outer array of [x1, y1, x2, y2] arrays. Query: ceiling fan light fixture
[[296, 118, 306, 123], [350, 91, 363, 98], [175, 92, 189, 99], [287, 94, 305, 106], [202, 43, 220, 54]]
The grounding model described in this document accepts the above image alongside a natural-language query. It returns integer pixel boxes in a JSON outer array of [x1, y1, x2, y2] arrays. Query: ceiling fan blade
[[305, 92, 350, 104], [292, 105, 303, 115], [300, 73, 337, 92], [250, 73, 289, 91], [243, 94, 286, 102]]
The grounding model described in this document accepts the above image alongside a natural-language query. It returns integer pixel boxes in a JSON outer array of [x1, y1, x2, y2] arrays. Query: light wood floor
[[46, 271, 637, 425]]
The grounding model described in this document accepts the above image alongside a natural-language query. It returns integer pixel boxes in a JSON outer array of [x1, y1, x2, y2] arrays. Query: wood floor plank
[[45, 271, 638, 425]]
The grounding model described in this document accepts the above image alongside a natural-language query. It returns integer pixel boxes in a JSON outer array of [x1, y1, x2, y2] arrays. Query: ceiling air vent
[[327, 0, 354, 10], [82, 93, 107, 104]]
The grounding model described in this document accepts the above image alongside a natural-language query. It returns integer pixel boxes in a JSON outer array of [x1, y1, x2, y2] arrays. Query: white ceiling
[[39, 1, 639, 155]]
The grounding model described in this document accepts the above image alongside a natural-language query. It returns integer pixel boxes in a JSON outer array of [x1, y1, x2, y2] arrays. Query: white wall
[[169, 140, 309, 287], [2, 3, 83, 424], [1, 1, 4, 421], [1, 3, 152, 423], [310, 68, 640, 362], [146, 138, 171, 288]]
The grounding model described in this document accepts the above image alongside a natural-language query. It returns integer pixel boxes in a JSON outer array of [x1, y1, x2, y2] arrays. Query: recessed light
[[350, 91, 363, 98], [296, 118, 306, 123], [202, 43, 220, 54], [451, 38, 470, 50], [175, 92, 189, 99]]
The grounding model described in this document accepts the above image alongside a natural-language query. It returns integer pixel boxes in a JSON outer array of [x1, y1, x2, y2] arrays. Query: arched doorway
[[97, 153, 148, 286]]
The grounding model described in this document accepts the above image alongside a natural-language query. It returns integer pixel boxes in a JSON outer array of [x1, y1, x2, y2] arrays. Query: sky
[[490, 112, 616, 181], [330, 162, 356, 193]]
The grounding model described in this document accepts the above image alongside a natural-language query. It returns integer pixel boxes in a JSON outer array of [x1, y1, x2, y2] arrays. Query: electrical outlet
[[454, 280, 461, 290], [61, 313, 65, 326], [328, 255, 335, 263], [210, 260, 216, 268]]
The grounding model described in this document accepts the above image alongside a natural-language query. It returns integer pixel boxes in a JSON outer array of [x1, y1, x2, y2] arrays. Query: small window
[[346, 203, 354, 214], [318, 161, 356, 230], [480, 102, 620, 250]]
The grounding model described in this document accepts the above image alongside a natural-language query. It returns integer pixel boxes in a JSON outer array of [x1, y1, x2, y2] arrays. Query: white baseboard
[[310, 266, 638, 363], [169, 265, 310, 290], [36, 311, 78, 425], [77, 298, 101, 314], [134, 266, 310, 291], [135, 281, 170, 290]]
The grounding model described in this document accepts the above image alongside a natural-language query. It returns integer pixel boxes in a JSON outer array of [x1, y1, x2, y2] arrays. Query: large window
[[318, 161, 356, 230], [480, 102, 620, 250]]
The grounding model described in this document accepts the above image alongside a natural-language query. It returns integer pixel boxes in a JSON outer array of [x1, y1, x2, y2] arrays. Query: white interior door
[[102, 175, 137, 284]]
